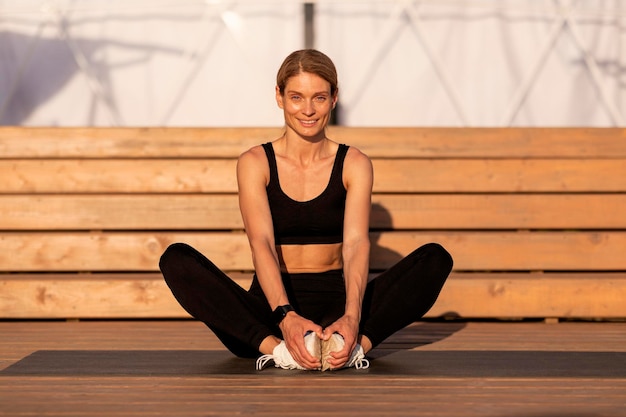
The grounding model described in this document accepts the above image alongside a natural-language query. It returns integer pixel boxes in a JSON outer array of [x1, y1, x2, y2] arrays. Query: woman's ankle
[[258, 335, 282, 355], [359, 335, 372, 354]]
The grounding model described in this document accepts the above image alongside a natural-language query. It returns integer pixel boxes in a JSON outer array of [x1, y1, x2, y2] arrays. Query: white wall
[[316, 0, 626, 127], [1, 0, 624, 126], [0, 0, 303, 126]]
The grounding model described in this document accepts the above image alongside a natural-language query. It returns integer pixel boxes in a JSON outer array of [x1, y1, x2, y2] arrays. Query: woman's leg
[[359, 242, 453, 349], [159, 242, 277, 358]]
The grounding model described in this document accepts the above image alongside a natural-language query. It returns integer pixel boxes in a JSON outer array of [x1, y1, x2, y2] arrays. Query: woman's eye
[[291, 96, 301, 101], [314, 96, 327, 102]]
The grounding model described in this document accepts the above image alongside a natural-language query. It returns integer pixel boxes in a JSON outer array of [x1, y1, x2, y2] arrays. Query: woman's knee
[[159, 242, 194, 271], [417, 242, 454, 277]]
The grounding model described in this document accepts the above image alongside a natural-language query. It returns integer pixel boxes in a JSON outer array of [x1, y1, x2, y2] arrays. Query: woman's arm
[[237, 147, 287, 308], [237, 146, 322, 369], [323, 147, 373, 367]]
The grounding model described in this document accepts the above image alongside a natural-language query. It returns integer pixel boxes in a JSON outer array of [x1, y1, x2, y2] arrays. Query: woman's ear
[[332, 90, 339, 109], [275, 86, 284, 109]]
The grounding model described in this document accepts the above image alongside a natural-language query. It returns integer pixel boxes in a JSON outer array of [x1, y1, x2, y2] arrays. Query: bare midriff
[[276, 242, 343, 273]]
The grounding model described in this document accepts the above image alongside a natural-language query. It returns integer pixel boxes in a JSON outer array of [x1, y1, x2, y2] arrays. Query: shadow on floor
[[368, 321, 467, 359]]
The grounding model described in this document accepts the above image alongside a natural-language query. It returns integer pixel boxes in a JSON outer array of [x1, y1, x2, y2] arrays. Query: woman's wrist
[[272, 304, 294, 324]]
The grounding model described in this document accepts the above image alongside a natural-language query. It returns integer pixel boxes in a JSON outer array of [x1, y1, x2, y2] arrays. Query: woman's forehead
[[284, 71, 331, 92]]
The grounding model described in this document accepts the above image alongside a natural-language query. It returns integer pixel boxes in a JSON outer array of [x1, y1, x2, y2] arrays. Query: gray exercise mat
[[2, 350, 625, 377]]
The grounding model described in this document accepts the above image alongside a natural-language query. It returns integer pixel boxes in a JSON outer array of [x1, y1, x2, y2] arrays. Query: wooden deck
[[1, 320, 625, 416]]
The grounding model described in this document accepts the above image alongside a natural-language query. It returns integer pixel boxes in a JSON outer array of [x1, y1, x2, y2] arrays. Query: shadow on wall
[[368, 202, 462, 323], [367, 206, 465, 359], [0, 30, 181, 125], [370, 202, 403, 269]]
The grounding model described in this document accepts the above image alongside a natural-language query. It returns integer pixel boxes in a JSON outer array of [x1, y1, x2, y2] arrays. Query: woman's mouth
[[299, 119, 317, 127]]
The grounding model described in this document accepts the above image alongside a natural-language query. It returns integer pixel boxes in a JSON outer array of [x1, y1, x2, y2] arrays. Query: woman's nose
[[302, 100, 315, 116]]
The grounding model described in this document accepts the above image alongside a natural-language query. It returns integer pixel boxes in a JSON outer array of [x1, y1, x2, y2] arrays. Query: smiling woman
[[277, 72, 335, 139], [158, 49, 453, 373], [275, 50, 338, 141]]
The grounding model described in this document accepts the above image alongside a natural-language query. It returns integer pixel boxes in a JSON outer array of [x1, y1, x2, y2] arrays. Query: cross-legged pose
[[159, 49, 453, 371]]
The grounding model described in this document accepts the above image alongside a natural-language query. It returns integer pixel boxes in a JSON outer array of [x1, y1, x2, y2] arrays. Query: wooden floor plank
[[1, 381, 624, 417], [0, 321, 625, 417]]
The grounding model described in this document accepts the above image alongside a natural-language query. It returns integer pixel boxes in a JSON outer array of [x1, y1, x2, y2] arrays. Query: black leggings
[[159, 242, 453, 358]]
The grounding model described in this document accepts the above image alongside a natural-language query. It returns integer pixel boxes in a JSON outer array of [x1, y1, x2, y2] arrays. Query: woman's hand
[[321, 314, 360, 369], [280, 312, 323, 370]]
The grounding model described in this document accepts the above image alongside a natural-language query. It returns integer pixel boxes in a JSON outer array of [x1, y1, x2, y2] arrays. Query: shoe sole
[[304, 333, 322, 370], [321, 334, 344, 372]]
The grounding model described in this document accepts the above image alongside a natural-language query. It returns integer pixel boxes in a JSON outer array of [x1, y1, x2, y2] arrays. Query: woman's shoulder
[[342, 144, 373, 187], [344, 145, 372, 167], [238, 143, 269, 164], [237, 144, 273, 181]]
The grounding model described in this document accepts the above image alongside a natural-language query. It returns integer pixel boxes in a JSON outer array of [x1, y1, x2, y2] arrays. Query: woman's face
[[276, 71, 337, 140]]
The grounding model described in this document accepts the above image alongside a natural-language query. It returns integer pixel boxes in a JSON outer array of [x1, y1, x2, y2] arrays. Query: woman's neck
[[276, 134, 333, 166]]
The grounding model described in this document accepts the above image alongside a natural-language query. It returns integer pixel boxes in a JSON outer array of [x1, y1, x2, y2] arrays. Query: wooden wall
[[1, 127, 625, 319]]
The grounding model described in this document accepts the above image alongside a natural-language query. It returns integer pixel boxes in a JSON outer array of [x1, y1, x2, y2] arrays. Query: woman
[[159, 49, 453, 371]]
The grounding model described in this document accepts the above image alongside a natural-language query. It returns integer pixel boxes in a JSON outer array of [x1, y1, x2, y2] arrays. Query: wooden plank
[[0, 273, 193, 319], [3, 194, 626, 230], [0, 374, 624, 417], [1, 321, 625, 417], [4, 158, 625, 193], [333, 127, 626, 158], [0, 127, 281, 159], [430, 273, 626, 319], [0, 194, 243, 230], [0, 231, 624, 271], [371, 194, 626, 229], [373, 159, 626, 192], [0, 159, 239, 193], [2, 127, 625, 158], [0, 273, 248, 319], [1, 273, 625, 319], [372, 231, 626, 271]]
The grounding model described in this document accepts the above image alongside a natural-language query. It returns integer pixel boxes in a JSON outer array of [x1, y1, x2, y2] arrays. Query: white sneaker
[[321, 333, 370, 371], [256, 331, 321, 371]]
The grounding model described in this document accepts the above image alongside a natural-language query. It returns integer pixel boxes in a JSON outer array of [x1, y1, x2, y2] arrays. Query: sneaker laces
[[346, 344, 370, 370], [255, 354, 274, 371], [255, 341, 305, 370]]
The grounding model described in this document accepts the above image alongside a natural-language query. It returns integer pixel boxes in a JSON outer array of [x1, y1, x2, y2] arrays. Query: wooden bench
[[1, 127, 625, 320]]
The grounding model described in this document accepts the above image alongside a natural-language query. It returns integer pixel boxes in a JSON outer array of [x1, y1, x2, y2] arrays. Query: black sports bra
[[262, 142, 349, 245]]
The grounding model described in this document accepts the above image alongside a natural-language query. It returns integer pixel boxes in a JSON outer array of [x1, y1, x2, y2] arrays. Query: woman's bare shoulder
[[238, 144, 270, 172], [345, 145, 372, 170], [239, 144, 266, 160], [342, 145, 373, 192]]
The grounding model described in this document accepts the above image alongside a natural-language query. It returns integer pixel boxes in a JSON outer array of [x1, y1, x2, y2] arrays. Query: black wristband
[[272, 304, 294, 324]]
